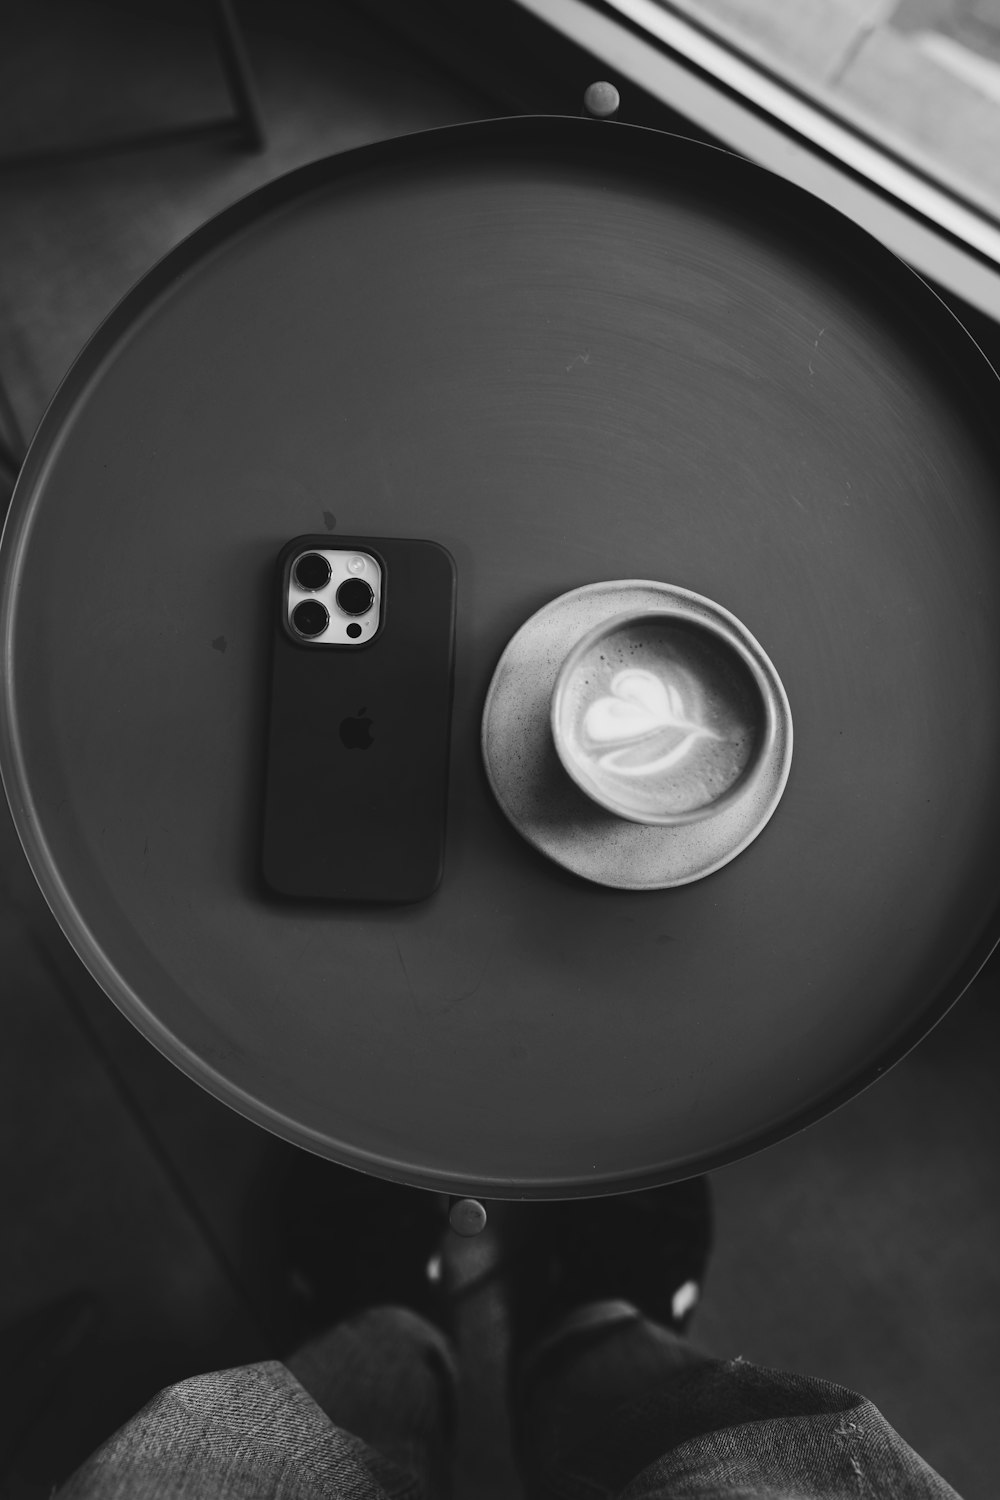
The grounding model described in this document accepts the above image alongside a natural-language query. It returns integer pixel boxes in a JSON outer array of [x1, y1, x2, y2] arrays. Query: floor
[[1, 3, 998, 1497]]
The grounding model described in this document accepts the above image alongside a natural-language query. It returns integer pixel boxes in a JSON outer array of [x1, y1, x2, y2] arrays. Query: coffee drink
[[552, 612, 766, 822]]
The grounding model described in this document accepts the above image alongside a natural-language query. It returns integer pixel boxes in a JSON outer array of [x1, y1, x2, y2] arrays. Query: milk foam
[[560, 621, 759, 817]]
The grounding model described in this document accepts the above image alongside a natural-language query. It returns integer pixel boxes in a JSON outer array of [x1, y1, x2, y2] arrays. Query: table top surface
[[3, 116, 1000, 1196]]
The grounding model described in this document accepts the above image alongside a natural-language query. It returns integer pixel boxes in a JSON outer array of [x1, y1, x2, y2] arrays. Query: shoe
[[491, 1176, 713, 1377], [497, 1181, 713, 1499], [278, 1153, 452, 1343]]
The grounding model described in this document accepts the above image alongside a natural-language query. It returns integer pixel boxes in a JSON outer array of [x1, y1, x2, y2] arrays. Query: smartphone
[[260, 534, 456, 902]]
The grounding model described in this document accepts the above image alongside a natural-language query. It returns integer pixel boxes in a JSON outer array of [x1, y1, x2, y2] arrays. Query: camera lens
[[293, 553, 332, 591], [336, 578, 375, 616], [292, 600, 329, 637]]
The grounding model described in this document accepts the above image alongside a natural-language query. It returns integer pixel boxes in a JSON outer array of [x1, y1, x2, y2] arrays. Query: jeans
[[54, 1303, 961, 1499]]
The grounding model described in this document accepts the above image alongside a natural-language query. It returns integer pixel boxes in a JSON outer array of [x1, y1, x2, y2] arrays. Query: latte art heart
[[583, 668, 721, 778], [556, 615, 760, 819]]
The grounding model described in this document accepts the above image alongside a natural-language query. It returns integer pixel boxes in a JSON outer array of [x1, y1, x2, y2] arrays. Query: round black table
[[3, 116, 1000, 1197]]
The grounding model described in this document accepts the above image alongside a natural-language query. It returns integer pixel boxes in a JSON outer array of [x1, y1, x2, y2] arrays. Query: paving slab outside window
[[655, 0, 1000, 222]]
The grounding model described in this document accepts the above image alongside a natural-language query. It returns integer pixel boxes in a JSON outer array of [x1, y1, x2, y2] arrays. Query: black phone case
[[260, 534, 456, 902]]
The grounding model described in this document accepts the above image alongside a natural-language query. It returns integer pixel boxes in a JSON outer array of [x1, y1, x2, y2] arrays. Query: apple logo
[[339, 706, 374, 750]]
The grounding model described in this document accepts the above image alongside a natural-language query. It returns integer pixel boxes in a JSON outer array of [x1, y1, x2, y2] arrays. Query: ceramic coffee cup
[[550, 604, 777, 825]]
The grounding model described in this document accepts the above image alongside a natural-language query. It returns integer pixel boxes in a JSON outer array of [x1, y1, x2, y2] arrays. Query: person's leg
[[516, 1312, 960, 1499], [287, 1305, 458, 1498], [55, 1307, 455, 1500], [504, 1182, 962, 1500], [55, 1165, 458, 1500]]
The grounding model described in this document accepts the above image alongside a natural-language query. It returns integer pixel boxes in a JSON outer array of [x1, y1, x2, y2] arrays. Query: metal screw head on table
[[583, 82, 621, 119], [448, 1197, 488, 1236]]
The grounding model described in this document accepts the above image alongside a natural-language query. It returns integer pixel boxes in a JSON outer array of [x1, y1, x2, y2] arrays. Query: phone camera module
[[336, 578, 375, 616], [293, 553, 332, 591], [292, 600, 329, 638]]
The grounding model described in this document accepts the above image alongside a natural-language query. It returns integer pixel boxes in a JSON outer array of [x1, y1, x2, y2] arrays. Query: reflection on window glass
[[657, 0, 1000, 221]]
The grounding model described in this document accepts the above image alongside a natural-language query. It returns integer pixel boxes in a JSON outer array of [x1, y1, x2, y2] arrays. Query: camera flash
[[347, 555, 366, 575]]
